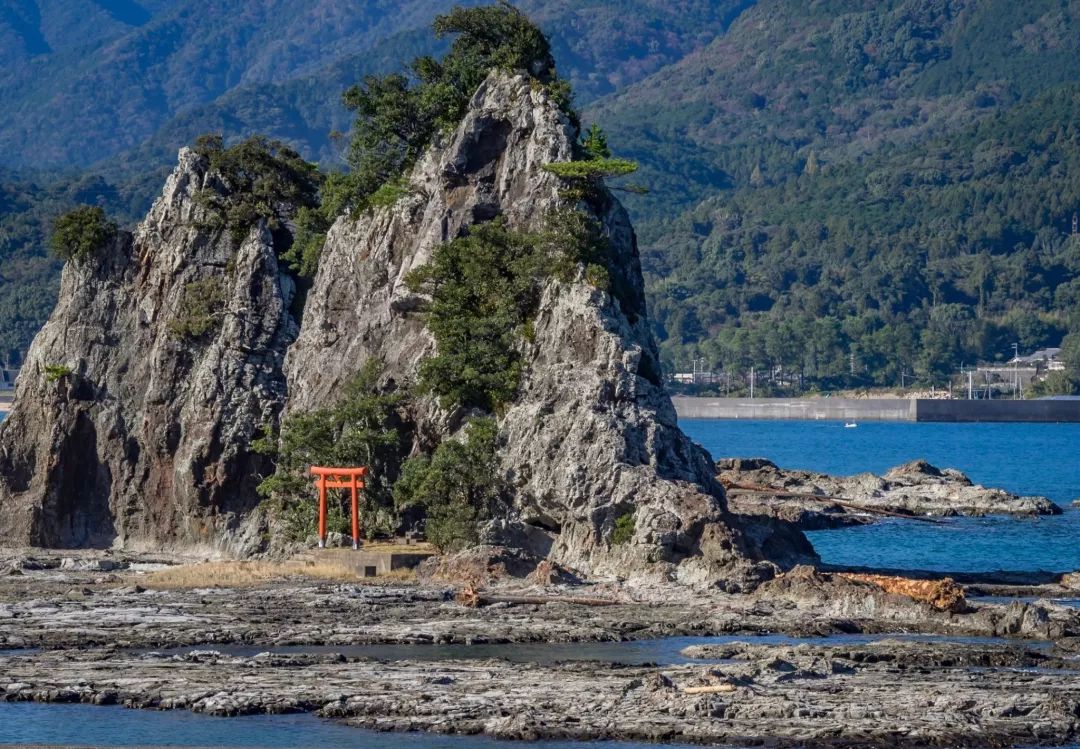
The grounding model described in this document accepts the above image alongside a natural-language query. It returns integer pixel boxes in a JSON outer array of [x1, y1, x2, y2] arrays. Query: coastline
[[1, 551, 1078, 748]]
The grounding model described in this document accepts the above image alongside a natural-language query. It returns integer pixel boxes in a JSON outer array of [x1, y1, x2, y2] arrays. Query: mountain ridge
[[2, 0, 1080, 391]]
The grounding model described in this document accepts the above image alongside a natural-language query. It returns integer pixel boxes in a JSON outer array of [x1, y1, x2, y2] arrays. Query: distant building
[[1012, 347, 1062, 366], [673, 371, 722, 385], [0, 367, 18, 387]]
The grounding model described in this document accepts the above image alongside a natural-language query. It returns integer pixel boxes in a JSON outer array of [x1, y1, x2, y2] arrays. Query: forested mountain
[[0, 0, 748, 167], [2, 0, 1080, 392], [596, 0, 1080, 390]]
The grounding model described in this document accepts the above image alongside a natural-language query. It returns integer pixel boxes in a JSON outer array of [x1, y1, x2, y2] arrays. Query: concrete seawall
[[672, 397, 1080, 423]]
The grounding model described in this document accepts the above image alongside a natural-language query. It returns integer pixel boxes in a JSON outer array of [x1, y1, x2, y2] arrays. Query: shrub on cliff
[[168, 278, 225, 341], [393, 418, 504, 553], [255, 361, 409, 540], [339, 3, 565, 215], [50, 206, 117, 263], [191, 135, 321, 248], [406, 209, 632, 412], [406, 218, 546, 412]]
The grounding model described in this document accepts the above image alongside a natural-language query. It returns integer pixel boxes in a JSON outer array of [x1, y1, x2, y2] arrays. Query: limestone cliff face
[[286, 73, 814, 588], [0, 72, 812, 587], [0, 149, 296, 554]]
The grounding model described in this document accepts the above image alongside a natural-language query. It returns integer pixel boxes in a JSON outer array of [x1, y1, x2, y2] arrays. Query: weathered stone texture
[[0, 149, 296, 554], [287, 73, 813, 588], [0, 74, 813, 586]]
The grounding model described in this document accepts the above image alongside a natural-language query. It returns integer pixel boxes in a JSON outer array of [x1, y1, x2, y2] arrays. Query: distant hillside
[[0, 0, 748, 168], [2, 0, 1080, 392], [590, 0, 1080, 391]]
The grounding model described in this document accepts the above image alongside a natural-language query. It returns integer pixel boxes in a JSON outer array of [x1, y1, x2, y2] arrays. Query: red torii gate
[[309, 466, 368, 549]]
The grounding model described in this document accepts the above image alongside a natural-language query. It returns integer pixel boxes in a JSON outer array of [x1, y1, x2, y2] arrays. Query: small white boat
[[844, 422, 858, 428]]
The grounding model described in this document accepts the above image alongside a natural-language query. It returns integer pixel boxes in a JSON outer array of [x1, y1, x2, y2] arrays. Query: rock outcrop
[[719, 457, 1060, 529], [286, 72, 813, 588], [0, 72, 813, 588], [0, 149, 297, 554]]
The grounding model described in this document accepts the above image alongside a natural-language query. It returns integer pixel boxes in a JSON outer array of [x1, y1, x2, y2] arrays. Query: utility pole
[[968, 369, 974, 400], [1012, 343, 1019, 399], [750, 367, 755, 399]]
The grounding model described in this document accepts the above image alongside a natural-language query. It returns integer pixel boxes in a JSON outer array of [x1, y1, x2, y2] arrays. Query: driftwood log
[[683, 684, 737, 695]]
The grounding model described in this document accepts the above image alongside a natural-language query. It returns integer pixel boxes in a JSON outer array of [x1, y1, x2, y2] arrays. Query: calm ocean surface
[[0, 703, 694, 749], [681, 419, 1080, 573]]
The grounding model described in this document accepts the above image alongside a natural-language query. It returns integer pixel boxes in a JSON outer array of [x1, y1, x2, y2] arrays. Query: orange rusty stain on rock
[[839, 573, 968, 613]]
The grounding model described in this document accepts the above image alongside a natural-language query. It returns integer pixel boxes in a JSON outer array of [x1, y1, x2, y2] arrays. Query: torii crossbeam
[[309, 466, 368, 549]]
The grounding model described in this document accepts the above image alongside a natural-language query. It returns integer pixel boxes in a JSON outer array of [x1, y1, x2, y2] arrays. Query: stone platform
[[299, 546, 435, 577]]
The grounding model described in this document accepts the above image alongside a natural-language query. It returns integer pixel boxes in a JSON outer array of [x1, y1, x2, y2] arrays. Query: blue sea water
[[681, 419, 1080, 573], [0, 702, 695, 749]]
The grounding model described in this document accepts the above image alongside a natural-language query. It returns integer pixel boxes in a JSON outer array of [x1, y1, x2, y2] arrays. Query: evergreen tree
[[581, 124, 612, 159]]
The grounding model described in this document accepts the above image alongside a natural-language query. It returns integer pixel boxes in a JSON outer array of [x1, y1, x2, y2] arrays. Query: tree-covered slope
[[644, 87, 1080, 387], [5, 0, 1080, 391], [586, 0, 1080, 390], [0, 0, 748, 168]]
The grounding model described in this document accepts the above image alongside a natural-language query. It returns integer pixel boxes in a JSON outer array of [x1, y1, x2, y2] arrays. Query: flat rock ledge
[[1, 555, 1080, 747], [2, 640, 1079, 748], [719, 458, 1061, 529]]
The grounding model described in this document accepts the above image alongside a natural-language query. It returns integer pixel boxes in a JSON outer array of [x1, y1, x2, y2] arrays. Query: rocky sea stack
[[0, 68, 812, 589]]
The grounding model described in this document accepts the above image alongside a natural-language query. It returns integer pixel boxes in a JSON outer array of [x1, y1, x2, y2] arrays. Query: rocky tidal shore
[[2, 552, 1080, 748], [4, 639, 1079, 748]]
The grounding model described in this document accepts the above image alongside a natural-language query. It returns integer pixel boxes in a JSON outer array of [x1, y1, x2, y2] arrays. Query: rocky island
[[0, 5, 1077, 749], [719, 457, 1062, 530]]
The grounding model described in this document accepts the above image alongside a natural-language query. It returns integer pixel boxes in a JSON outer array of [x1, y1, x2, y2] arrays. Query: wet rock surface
[[720, 458, 1061, 529], [2, 632, 1079, 747], [1, 553, 1080, 747]]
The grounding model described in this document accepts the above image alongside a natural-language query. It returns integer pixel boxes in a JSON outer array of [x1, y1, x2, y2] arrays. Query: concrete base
[[303, 547, 434, 577]]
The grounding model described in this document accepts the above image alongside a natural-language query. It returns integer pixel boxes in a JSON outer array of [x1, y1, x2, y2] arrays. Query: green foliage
[[169, 278, 226, 341], [581, 124, 612, 159], [543, 157, 641, 203], [340, 3, 565, 213], [49, 206, 117, 263], [368, 177, 411, 208], [43, 364, 72, 383], [611, 510, 635, 546], [542, 159, 638, 181], [406, 219, 546, 412], [255, 360, 407, 541], [192, 135, 321, 247], [393, 417, 503, 553], [279, 171, 360, 279], [648, 83, 1080, 390], [406, 206, 634, 412], [433, 2, 555, 79]]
